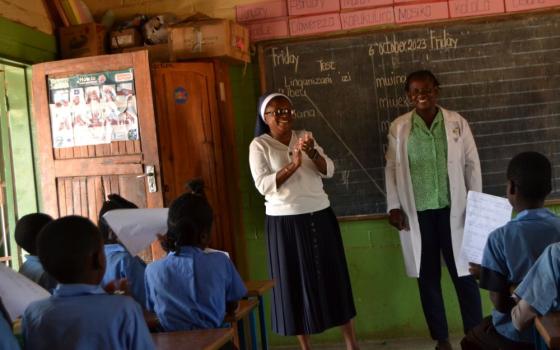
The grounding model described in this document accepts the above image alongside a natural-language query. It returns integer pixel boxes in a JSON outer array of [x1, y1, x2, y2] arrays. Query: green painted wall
[[0, 16, 55, 267], [230, 63, 498, 346], [0, 17, 56, 64]]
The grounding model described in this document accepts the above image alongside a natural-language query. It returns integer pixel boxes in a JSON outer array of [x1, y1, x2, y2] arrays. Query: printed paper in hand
[[460, 191, 512, 265], [0, 263, 50, 322], [103, 208, 168, 256]]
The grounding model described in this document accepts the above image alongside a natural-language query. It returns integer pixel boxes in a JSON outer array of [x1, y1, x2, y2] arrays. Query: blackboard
[[259, 12, 560, 218]]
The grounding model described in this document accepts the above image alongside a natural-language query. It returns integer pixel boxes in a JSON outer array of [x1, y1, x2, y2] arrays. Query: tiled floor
[[272, 335, 462, 350]]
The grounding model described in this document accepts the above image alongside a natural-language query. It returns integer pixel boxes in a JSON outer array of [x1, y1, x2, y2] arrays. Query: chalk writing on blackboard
[[261, 13, 560, 217]]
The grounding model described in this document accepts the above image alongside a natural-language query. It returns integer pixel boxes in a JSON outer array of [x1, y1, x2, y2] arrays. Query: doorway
[[0, 59, 39, 269]]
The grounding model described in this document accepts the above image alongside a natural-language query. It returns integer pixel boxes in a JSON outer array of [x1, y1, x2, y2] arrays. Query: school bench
[[536, 312, 560, 349], [151, 328, 234, 350]]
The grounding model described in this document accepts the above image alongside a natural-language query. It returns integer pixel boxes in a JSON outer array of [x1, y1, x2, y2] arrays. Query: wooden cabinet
[[151, 61, 244, 265]]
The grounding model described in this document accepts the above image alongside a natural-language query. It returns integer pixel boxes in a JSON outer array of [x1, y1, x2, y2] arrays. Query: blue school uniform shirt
[[22, 284, 154, 350], [515, 242, 560, 316], [0, 314, 19, 350], [480, 208, 560, 343], [19, 255, 57, 293], [102, 244, 146, 306], [145, 246, 247, 332]]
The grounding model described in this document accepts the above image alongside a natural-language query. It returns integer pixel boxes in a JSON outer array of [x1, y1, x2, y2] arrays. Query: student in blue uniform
[[98, 194, 146, 306], [15, 213, 57, 292], [461, 151, 560, 350], [0, 298, 19, 350], [145, 179, 247, 332], [22, 216, 154, 350], [511, 242, 560, 350]]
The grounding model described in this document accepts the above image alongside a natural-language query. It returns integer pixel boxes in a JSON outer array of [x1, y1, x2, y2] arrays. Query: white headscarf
[[259, 92, 292, 121]]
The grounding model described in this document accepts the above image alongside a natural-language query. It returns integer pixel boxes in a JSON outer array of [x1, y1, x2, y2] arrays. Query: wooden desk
[[224, 299, 259, 350], [536, 313, 560, 349], [152, 328, 234, 350], [245, 280, 275, 350]]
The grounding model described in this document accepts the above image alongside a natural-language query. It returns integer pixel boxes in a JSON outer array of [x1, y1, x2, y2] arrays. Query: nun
[[248, 92, 358, 350]]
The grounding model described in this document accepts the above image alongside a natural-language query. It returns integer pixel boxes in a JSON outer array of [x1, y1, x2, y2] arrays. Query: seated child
[[98, 194, 146, 306], [461, 152, 560, 350], [22, 216, 154, 350], [511, 242, 560, 350], [0, 298, 19, 350], [15, 213, 57, 292], [145, 179, 247, 331]]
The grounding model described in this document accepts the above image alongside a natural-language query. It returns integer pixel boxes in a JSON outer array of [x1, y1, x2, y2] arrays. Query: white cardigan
[[385, 107, 482, 278], [249, 130, 335, 216]]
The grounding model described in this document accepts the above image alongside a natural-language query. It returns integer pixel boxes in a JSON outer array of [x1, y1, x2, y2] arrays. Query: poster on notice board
[[48, 68, 139, 148]]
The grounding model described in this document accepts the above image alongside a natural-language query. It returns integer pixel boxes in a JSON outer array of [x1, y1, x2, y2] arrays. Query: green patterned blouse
[[407, 110, 450, 211]]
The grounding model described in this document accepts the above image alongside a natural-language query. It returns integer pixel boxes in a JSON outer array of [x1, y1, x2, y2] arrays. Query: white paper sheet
[[103, 208, 168, 256], [460, 191, 513, 265], [103, 208, 232, 257], [0, 263, 50, 322]]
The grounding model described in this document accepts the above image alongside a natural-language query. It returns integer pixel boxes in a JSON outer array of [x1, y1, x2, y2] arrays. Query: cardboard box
[[169, 19, 250, 64], [59, 23, 105, 59], [122, 45, 170, 62], [110, 28, 143, 50]]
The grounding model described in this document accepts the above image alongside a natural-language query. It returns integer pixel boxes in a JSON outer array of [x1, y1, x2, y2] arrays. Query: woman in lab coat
[[384, 70, 482, 350]]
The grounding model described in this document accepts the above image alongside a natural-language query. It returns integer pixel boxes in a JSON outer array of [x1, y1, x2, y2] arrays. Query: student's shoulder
[[201, 250, 230, 264], [486, 223, 510, 243], [543, 242, 560, 260], [24, 296, 53, 316]]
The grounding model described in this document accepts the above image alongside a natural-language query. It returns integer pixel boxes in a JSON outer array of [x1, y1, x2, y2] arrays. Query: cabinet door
[[32, 51, 163, 261], [152, 62, 234, 260]]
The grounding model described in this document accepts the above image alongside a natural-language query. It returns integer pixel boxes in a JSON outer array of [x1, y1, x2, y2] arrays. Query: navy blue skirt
[[265, 207, 357, 336]]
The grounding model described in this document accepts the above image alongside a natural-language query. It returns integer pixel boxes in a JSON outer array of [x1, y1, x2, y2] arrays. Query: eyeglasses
[[264, 108, 296, 117]]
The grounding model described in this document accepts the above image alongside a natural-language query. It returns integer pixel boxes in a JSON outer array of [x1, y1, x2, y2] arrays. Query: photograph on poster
[[47, 68, 140, 148]]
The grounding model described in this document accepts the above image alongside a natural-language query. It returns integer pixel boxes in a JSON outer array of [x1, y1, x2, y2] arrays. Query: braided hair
[[165, 179, 213, 252]]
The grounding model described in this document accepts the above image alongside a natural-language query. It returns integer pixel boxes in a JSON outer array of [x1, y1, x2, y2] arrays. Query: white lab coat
[[385, 107, 482, 278]]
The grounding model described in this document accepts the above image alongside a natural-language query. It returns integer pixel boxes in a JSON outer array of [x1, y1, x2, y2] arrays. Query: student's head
[[98, 194, 138, 244], [405, 70, 440, 113], [37, 216, 105, 285], [506, 151, 551, 207], [165, 179, 213, 252], [14, 213, 53, 255]]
